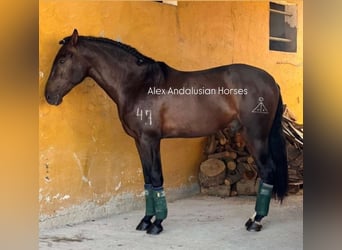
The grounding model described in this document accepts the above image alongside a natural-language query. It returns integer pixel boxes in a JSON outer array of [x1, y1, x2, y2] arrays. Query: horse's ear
[[70, 29, 79, 47]]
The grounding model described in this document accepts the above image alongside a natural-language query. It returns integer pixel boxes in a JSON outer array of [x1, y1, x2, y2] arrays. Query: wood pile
[[283, 105, 303, 193], [199, 106, 303, 197], [283, 105, 303, 150]]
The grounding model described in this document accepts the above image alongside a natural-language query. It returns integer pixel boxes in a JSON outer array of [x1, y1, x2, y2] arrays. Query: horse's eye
[[59, 59, 65, 64]]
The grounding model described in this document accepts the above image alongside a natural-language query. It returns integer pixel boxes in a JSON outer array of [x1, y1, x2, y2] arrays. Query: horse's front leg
[[135, 136, 167, 235]]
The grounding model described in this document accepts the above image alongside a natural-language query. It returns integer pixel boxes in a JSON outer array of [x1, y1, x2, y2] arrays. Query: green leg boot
[[147, 186, 168, 235], [255, 181, 273, 217], [145, 184, 155, 217], [246, 181, 273, 232], [136, 184, 155, 231], [153, 187, 168, 220]]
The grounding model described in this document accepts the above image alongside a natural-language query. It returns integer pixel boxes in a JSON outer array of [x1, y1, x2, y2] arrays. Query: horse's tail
[[269, 88, 288, 201]]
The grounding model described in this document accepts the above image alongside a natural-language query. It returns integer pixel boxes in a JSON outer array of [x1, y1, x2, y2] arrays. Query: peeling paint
[[115, 182, 122, 191], [53, 193, 60, 200], [188, 175, 195, 182], [82, 176, 92, 187], [39, 189, 43, 202], [61, 195, 71, 200], [73, 152, 93, 187], [73, 152, 82, 170], [39, 184, 200, 229], [40, 193, 71, 204], [99, 30, 105, 37]]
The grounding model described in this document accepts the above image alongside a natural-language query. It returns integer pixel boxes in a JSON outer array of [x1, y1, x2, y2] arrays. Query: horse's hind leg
[[242, 132, 276, 232]]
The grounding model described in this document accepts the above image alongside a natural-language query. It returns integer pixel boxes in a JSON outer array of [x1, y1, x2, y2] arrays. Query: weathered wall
[[39, 0, 303, 227]]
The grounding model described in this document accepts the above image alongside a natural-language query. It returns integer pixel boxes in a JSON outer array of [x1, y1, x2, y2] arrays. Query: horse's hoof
[[245, 218, 253, 228], [246, 221, 262, 232], [136, 219, 152, 231], [146, 223, 163, 235]]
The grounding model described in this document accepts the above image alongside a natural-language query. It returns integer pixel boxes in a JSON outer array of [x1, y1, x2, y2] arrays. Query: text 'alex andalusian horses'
[[45, 29, 288, 234]]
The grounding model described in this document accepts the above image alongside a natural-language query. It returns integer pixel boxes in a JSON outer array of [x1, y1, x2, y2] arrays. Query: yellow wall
[[39, 0, 303, 224]]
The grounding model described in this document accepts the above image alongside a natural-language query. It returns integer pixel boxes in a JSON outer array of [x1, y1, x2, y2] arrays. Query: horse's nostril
[[45, 93, 54, 104], [46, 94, 51, 102]]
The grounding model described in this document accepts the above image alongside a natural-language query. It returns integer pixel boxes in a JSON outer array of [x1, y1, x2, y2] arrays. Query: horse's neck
[[86, 46, 144, 104]]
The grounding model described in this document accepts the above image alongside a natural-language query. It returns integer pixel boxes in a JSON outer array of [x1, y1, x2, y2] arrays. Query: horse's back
[[164, 63, 277, 90], [223, 64, 278, 89]]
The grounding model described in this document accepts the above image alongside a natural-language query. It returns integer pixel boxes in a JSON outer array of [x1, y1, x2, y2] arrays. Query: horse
[[45, 29, 288, 234]]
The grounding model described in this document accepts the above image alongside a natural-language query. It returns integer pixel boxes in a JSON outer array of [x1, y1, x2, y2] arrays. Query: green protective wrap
[[255, 182, 273, 216], [144, 185, 155, 216], [152, 188, 168, 220]]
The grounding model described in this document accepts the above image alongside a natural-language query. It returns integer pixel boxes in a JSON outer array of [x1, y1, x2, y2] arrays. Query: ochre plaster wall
[[39, 1, 303, 222]]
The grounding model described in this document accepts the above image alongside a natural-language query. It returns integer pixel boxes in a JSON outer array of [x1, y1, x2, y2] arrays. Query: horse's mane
[[60, 36, 156, 65]]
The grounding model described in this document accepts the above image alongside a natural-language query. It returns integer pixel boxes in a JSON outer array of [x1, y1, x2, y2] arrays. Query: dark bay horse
[[45, 29, 288, 234]]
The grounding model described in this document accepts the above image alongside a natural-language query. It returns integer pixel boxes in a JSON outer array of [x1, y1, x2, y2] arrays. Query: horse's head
[[45, 29, 88, 105]]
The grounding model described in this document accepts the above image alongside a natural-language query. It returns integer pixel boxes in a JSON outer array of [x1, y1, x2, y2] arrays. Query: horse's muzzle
[[45, 93, 62, 105]]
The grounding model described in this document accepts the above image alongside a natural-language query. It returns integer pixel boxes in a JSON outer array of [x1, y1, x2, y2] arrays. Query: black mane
[[60, 36, 155, 65]]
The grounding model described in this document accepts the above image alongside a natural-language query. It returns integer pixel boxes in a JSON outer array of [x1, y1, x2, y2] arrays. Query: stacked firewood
[[199, 106, 303, 197], [283, 105, 303, 193], [199, 129, 260, 197], [282, 105, 303, 150]]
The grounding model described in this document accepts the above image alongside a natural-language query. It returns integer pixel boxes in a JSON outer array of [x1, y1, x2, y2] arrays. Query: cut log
[[224, 143, 234, 152], [288, 122, 303, 140], [198, 158, 226, 187], [234, 132, 246, 150], [228, 151, 237, 159], [226, 160, 237, 171], [230, 183, 238, 196], [216, 130, 228, 145], [225, 171, 240, 186], [283, 114, 303, 129], [222, 127, 231, 140], [226, 151, 237, 160], [283, 105, 297, 121], [224, 174, 241, 186], [229, 148, 249, 156], [208, 151, 236, 159], [225, 161, 247, 186], [244, 170, 256, 180], [288, 182, 303, 194], [238, 162, 257, 180], [204, 134, 217, 155], [286, 142, 301, 161], [236, 156, 254, 164], [289, 153, 303, 168], [216, 144, 226, 153], [237, 178, 260, 195], [282, 120, 303, 149]]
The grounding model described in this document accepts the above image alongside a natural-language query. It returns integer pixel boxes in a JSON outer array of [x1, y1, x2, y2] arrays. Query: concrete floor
[[39, 194, 303, 250]]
